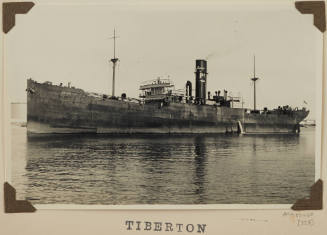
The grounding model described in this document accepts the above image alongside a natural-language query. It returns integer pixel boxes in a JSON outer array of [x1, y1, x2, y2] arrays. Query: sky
[[5, 0, 322, 119]]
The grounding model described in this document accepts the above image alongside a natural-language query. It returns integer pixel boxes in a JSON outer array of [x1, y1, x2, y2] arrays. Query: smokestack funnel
[[195, 59, 207, 104]]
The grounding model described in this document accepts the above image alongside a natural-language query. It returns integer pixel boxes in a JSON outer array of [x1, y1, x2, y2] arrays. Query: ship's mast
[[251, 55, 259, 110], [110, 29, 119, 97]]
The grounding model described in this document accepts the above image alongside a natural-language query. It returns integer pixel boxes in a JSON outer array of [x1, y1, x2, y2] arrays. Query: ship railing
[[107, 95, 142, 103], [86, 91, 143, 104], [139, 84, 174, 90], [87, 92, 104, 98], [244, 106, 305, 115], [140, 78, 172, 86], [173, 88, 185, 95]]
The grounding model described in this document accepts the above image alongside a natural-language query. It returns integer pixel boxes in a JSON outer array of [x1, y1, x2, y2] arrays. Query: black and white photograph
[[4, 0, 323, 207]]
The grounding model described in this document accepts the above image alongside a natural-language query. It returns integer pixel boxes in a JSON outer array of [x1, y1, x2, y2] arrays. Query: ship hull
[[27, 79, 309, 135]]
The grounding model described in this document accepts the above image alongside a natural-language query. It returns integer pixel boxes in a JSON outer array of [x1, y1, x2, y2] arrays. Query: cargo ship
[[26, 58, 309, 135], [26, 29, 309, 134]]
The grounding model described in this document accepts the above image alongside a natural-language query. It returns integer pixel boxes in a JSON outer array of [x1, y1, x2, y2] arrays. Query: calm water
[[11, 125, 315, 205]]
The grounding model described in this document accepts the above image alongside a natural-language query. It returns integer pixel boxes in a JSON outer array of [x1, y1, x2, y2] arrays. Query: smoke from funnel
[[205, 52, 216, 60], [205, 43, 243, 61]]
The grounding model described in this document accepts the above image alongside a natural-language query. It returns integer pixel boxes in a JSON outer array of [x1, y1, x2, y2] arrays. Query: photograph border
[[1, 0, 326, 212]]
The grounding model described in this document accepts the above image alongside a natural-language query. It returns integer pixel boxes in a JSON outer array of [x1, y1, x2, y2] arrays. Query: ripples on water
[[11, 126, 315, 205]]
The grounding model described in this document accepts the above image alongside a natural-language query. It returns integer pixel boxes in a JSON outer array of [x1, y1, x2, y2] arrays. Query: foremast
[[110, 29, 119, 97]]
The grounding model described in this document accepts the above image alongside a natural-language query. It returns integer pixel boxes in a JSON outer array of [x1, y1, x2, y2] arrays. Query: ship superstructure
[[139, 78, 183, 103]]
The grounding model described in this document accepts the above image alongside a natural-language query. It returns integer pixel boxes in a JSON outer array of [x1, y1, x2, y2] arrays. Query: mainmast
[[110, 29, 119, 97], [251, 55, 259, 110]]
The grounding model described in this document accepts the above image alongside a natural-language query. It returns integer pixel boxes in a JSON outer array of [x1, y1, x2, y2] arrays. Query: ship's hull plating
[[27, 80, 309, 134]]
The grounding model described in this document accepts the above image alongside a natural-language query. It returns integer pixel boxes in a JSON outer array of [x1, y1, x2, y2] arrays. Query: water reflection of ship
[[193, 136, 207, 203], [19, 130, 314, 204]]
